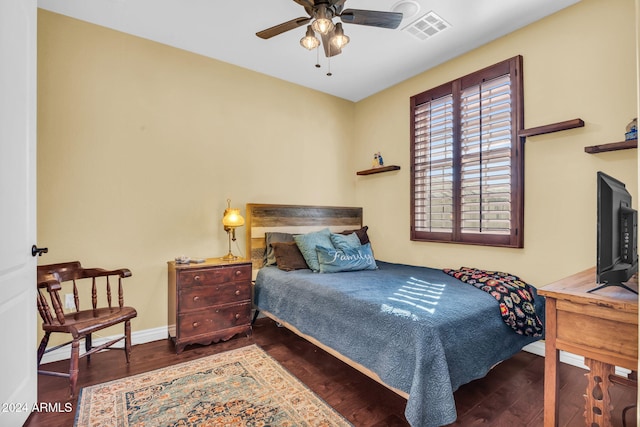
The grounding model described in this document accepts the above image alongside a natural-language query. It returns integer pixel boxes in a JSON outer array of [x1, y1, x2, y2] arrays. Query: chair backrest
[[36, 261, 132, 327], [38, 261, 83, 282]]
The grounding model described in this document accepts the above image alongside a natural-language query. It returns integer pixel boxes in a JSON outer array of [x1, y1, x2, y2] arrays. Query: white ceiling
[[37, 0, 580, 102]]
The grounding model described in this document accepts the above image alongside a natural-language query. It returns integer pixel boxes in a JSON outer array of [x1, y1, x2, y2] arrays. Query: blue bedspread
[[254, 261, 544, 427]]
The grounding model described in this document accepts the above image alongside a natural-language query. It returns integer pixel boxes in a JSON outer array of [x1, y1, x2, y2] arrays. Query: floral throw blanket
[[443, 267, 544, 337]]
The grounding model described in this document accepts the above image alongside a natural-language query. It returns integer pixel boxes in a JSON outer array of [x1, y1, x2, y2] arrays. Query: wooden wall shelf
[[584, 139, 637, 154], [356, 165, 401, 176], [518, 118, 585, 138]]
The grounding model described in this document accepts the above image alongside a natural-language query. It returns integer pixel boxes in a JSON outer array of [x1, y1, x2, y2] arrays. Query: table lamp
[[221, 198, 245, 261]]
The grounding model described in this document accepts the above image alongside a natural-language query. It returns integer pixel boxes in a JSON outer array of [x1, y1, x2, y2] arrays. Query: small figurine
[[372, 152, 380, 168], [625, 118, 637, 141], [377, 152, 384, 167]]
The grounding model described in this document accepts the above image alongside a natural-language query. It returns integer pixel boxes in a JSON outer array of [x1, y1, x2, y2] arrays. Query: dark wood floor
[[26, 318, 636, 427]]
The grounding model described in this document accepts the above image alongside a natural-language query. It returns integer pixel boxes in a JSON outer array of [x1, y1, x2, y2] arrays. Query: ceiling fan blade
[[340, 9, 403, 29], [256, 17, 312, 39], [321, 30, 342, 57]]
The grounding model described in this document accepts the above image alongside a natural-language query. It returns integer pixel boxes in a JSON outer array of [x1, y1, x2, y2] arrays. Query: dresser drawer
[[179, 283, 250, 311], [177, 265, 251, 287], [178, 302, 251, 339]]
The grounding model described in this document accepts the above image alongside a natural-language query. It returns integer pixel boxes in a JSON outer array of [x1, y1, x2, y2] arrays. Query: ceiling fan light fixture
[[256, 0, 407, 64], [331, 23, 350, 49], [311, 4, 335, 35], [312, 18, 334, 35], [300, 25, 320, 50]]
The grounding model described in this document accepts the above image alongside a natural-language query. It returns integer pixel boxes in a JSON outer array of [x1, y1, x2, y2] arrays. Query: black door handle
[[32, 245, 48, 257]]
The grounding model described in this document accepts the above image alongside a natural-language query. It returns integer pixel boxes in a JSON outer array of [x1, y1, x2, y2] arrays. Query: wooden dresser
[[539, 267, 638, 427], [167, 258, 252, 353]]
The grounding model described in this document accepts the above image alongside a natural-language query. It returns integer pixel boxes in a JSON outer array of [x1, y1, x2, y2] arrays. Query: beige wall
[[354, 0, 638, 287], [37, 10, 355, 336], [37, 0, 638, 340]]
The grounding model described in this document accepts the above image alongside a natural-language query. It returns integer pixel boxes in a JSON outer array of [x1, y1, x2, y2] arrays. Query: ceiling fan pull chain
[[315, 46, 321, 68], [327, 44, 332, 76]]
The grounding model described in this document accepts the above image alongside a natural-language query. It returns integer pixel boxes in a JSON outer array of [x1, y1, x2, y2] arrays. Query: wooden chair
[[36, 261, 137, 397]]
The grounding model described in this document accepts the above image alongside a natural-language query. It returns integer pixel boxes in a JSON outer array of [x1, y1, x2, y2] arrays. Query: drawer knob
[[193, 296, 200, 302], [192, 322, 199, 328], [235, 313, 240, 320], [194, 275, 201, 281], [235, 270, 242, 276], [235, 290, 240, 296]]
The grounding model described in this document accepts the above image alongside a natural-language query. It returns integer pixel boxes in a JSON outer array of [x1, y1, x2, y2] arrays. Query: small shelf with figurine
[[357, 165, 401, 175], [357, 151, 400, 175], [584, 118, 638, 154]]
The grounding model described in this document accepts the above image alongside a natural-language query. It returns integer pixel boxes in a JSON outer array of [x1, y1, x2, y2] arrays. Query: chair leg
[[85, 333, 92, 364], [69, 339, 80, 397], [124, 320, 132, 363], [37, 332, 51, 366]]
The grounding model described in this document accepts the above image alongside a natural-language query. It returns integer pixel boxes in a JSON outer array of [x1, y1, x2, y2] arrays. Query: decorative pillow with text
[[316, 243, 377, 273]]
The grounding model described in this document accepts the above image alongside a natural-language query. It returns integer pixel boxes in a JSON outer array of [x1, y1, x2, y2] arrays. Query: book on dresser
[[167, 258, 252, 353]]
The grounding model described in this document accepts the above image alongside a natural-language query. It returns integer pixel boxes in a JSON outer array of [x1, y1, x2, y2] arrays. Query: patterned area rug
[[75, 344, 352, 426]]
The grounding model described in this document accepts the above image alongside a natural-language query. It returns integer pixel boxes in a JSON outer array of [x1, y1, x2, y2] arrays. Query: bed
[[246, 203, 544, 427]]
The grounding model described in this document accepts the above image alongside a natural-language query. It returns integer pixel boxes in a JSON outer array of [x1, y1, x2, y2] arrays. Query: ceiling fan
[[256, 0, 403, 58]]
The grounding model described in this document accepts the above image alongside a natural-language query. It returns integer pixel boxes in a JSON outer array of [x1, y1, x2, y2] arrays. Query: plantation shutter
[[412, 94, 454, 234], [410, 56, 524, 248], [459, 74, 512, 235]]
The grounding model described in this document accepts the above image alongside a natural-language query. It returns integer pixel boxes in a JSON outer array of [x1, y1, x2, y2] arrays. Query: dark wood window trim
[[410, 56, 524, 248]]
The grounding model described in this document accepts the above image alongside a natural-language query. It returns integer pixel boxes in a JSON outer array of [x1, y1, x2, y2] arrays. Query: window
[[410, 56, 524, 248]]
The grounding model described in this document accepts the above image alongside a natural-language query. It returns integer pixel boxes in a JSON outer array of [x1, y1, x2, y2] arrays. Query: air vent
[[403, 11, 450, 41]]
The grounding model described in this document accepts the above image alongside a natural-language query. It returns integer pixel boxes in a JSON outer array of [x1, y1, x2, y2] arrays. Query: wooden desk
[[539, 267, 638, 427]]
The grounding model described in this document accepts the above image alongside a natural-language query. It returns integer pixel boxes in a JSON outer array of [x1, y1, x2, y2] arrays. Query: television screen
[[593, 171, 638, 294]]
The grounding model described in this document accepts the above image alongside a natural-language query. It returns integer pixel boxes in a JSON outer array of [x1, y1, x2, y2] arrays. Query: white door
[[0, 0, 38, 426]]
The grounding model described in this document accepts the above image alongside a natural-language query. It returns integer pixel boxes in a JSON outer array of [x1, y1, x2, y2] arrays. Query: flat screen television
[[591, 171, 638, 294]]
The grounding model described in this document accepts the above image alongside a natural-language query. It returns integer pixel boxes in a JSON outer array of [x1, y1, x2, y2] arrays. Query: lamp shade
[[312, 18, 334, 35], [300, 25, 320, 50], [311, 4, 334, 35], [331, 23, 350, 49], [222, 208, 245, 228]]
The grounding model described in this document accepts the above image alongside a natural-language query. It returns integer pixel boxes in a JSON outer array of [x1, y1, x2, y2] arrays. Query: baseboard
[[524, 340, 631, 377], [39, 326, 168, 364], [40, 328, 631, 378], [523, 341, 586, 369]]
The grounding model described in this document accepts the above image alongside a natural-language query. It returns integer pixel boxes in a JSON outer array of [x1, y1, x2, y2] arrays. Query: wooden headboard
[[245, 203, 363, 271]]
